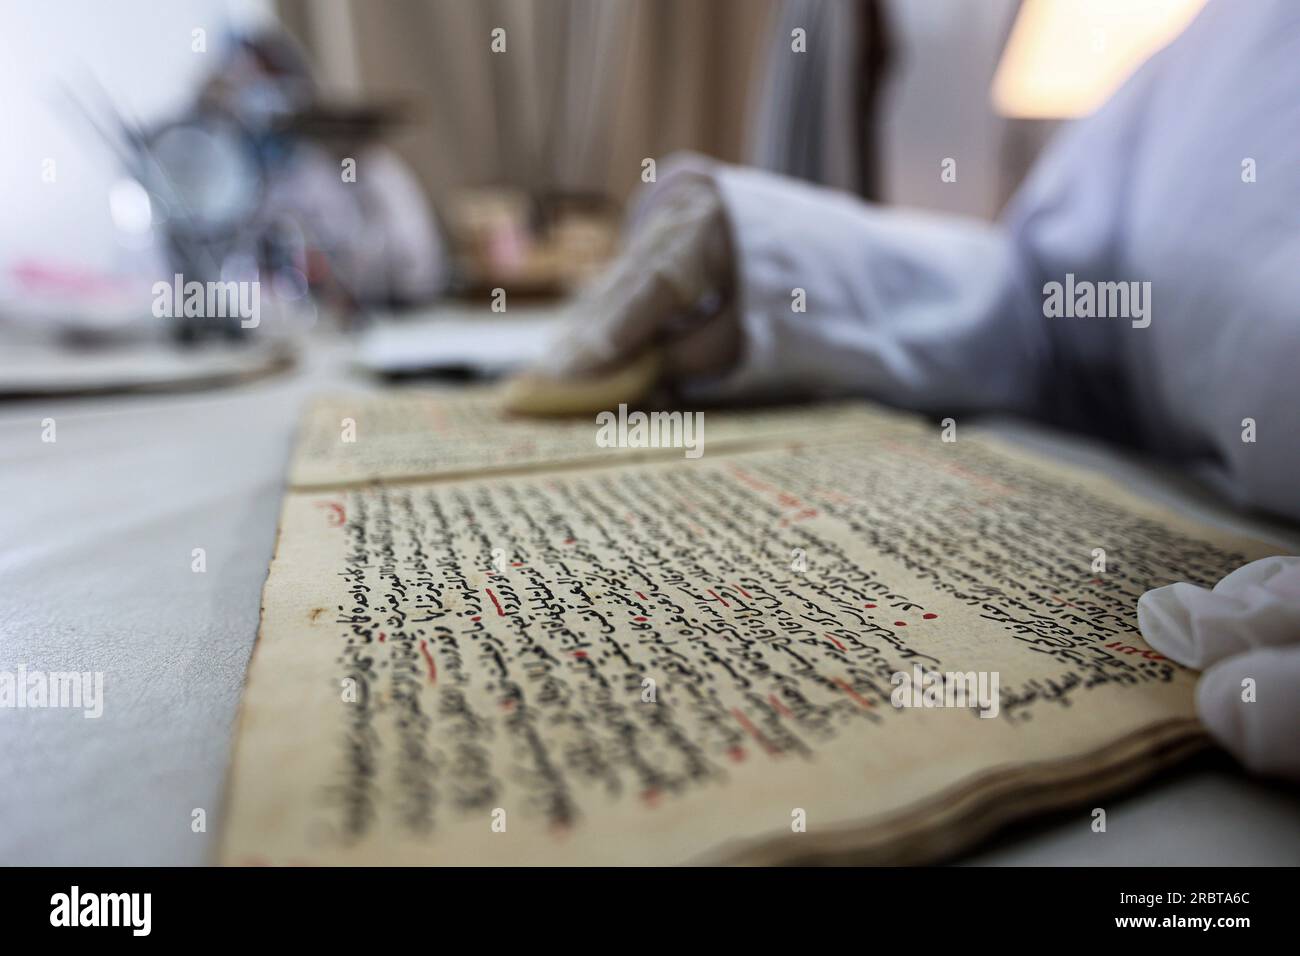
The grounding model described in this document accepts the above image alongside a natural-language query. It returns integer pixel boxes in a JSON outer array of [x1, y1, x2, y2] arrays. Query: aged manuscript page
[[221, 393, 1279, 865]]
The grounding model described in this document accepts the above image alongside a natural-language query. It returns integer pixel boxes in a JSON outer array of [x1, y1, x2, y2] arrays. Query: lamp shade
[[992, 0, 1207, 118]]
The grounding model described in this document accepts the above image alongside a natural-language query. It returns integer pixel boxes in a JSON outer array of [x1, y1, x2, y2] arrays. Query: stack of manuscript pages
[[221, 391, 1277, 865]]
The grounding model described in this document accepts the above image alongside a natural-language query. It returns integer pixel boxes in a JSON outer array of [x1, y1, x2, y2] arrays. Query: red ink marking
[[634, 616, 648, 622], [1105, 642, 1166, 661], [706, 588, 731, 608], [730, 708, 780, 756], [731, 582, 753, 599], [727, 745, 747, 763], [824, 633, 847, 652], [641, 788, 661, 807], [511, 562, 523, 567], [768, 695, 794, 719], [880, 438, 1020, 497], [378, 632, 386, 642], [863, 603, 877, 609], [635, 591, 648, 600], [486, 588, 506, 616], [727, 466, 778, 494], [470, 616, 481, 622], [816, 488, 855, 505], [316, 501, 346, 527], [563, 537, 575, 545], [501, 699, 515, 711], [833, 677, 874, 710], [419, 640, 437, 684], [923, 613, 938, 620], [894, 621, 907, 627], [572, 650, 588, 659]]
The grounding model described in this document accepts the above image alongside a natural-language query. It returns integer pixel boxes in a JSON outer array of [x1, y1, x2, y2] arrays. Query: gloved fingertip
[[1197, 648, 1300, 781], [1212, 553, 1300, 595], [1137, 581, 1207, 667]]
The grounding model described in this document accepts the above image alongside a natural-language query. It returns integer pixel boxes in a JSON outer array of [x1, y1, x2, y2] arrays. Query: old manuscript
[[221, 392, 1280, 865]]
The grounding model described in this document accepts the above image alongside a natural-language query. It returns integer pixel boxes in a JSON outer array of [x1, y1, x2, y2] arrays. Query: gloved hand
[[543, 174, 741, 386], [1138, 555, 1300, 780]]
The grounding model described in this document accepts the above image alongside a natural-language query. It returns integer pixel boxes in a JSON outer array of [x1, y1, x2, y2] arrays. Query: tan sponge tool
[[500, 349, 661, 418]]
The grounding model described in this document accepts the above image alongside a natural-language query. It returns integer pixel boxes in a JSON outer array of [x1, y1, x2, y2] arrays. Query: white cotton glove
[[544, 175, 741, 384], [1138, 555, 1300, 780]]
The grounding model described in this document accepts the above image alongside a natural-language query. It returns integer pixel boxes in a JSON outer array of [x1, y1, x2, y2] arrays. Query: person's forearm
[[643, 157, 1050, 417]]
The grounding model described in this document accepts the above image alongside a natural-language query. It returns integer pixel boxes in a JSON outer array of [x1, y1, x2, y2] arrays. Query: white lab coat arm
[[635, 156, 1050, 417]]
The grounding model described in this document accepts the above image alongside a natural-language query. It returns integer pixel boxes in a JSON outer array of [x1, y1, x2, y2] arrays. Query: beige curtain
[[278, 0, 776, 205]]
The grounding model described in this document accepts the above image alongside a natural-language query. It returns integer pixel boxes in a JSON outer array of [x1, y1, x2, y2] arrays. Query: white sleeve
[[632, 155, 1050, 418]]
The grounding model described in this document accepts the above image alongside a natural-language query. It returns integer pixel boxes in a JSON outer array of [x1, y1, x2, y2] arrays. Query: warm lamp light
[[992, 0, 1207, 118]]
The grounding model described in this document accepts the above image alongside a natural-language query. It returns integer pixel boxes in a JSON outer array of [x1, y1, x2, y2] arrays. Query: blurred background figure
[[2, 1, 447, 347], [117, 28, 448, 338]]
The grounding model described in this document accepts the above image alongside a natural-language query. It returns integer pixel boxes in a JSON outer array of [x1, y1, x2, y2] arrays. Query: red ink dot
[[894, 621, 907, 627], [470, 616, 481, 622], [923, 613, 938, 620], [863, 603, 877, 609], [563, 538, 575, 544], [378, 632, 386, 642], [573, 651, 588, 659], [634, 616, 648, 622]]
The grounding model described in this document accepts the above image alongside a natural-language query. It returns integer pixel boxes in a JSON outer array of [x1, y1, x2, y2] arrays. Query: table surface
[[3, 337, 1298, 866]]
